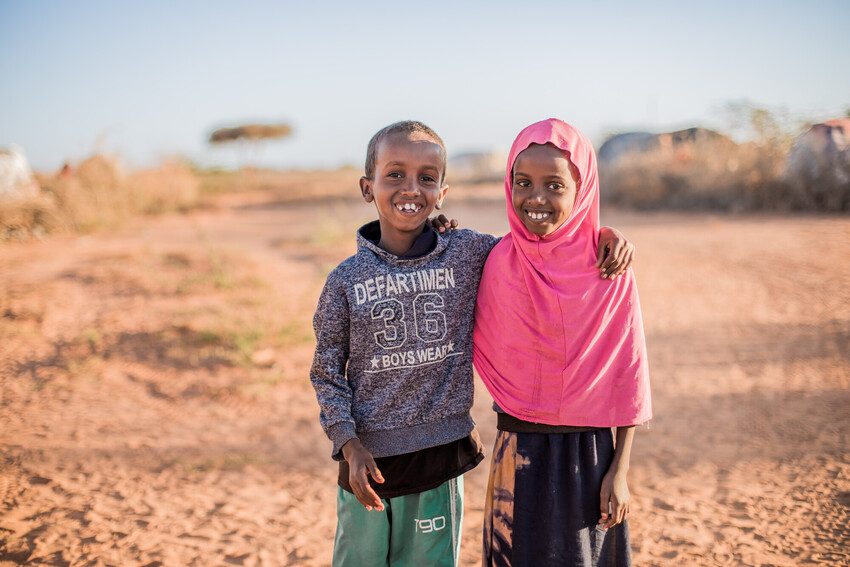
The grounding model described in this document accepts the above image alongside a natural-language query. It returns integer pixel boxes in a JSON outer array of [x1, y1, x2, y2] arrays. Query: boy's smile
[[360, 131, 448, 255], [511, 143, 578, 237], [395, 202, 423, 214]]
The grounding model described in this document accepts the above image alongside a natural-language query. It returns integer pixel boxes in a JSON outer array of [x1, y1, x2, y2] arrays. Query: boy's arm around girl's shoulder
[[309, 268, 357, 460]]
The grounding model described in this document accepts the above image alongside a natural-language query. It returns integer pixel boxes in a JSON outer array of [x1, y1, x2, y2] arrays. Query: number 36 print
[[371, 293, 447, 349], [365, 292, 462, 374]]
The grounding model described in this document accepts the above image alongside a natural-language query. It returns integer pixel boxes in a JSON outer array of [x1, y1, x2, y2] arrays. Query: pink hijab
[[472, 118, 651, 427]]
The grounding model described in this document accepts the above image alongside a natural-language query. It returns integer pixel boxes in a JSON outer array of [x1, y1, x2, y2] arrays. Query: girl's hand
[[599, 468, 630, 529], [429, 214, 458, 234], [341, 438, 385, 511], [597, 227, 635, 279]]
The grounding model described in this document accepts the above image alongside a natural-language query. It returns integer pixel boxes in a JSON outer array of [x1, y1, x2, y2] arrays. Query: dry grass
[[6, 134, 843, 245], [0, 239, 309, 403], [126, 161, 200, 214], [196, 166, 359, 200], [0, 194, 67, 240], [0, 157, 365, 242], [1, 156, 201, 241], [600, 107, 850, 212], [597, 140, 833, 212]]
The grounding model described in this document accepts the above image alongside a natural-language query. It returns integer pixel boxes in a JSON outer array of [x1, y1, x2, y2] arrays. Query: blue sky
[[1, 0, 849, 170]]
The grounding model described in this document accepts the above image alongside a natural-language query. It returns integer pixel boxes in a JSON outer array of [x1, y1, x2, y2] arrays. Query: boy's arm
[[341, 438, 385, 511], [309, 273, 358, 458], [310, 273, 386, 511], [597, 227, 635, 279]]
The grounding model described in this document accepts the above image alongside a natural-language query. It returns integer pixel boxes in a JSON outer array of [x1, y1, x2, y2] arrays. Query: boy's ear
[[437, 183, 449, 208], [359, 176, 374, 203]]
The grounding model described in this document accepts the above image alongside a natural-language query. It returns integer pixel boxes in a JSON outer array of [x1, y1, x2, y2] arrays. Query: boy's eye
[[420, 175, 436, 183], [387, 172, 402, 179]]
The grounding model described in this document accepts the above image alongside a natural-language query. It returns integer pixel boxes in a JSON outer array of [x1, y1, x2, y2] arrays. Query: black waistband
[[338, 433, 483, 499], [497, 412, 602, 434]]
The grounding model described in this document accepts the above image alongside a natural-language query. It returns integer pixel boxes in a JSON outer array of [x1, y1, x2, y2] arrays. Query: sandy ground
[[1, 188, 849, 566]]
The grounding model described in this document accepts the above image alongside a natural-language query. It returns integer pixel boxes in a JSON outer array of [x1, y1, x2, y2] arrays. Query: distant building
[[598, 128, 737, 165], [448, 150, 506, 183], [784, 118, 850, 210], [0, 146, 39, 200]]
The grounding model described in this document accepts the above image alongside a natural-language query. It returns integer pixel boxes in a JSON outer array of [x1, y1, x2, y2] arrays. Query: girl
[[473, 118, 652, 566]]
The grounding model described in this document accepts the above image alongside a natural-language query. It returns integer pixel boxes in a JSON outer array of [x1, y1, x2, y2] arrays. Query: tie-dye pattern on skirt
[[483, 428, 631, 567]]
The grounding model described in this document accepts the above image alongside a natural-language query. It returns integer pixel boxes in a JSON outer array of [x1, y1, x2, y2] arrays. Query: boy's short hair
[[364, 120, 447, 183]]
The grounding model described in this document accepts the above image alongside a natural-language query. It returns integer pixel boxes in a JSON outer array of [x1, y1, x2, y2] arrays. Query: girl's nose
[[526, 191, 546, 204]]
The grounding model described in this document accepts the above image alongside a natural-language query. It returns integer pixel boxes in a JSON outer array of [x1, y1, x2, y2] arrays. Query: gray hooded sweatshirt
[[310, 221, 498, 459]]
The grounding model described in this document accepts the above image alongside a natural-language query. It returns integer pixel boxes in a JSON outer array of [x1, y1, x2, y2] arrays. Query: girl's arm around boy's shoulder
[[432, 216, 636, 278], [597, 227, 636, 280]]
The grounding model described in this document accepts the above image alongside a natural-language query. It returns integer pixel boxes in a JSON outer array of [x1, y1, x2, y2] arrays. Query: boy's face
[[360, 132, 448, 237], [511, 143, 578, 237]]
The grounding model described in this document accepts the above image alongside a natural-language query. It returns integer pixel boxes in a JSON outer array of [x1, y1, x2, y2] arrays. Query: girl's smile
[[523, 209, 552, 222], [511, 142, 579, 237]]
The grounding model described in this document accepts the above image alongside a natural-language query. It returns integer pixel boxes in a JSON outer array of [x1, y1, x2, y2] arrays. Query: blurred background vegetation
[[3, 102, 848, 242]]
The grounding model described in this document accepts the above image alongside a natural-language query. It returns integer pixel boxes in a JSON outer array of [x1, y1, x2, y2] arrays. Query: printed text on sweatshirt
[[310, 221, 499, 460]]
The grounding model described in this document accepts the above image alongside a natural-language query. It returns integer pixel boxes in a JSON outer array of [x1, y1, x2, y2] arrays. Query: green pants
[[333, 475, 463, 567]]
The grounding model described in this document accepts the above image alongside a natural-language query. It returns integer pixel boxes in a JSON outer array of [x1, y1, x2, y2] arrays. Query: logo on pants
[[414, 516, 446, 533]]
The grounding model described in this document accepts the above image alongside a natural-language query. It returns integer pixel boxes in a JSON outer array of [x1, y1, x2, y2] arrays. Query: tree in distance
[[208, 123, 293, 169]]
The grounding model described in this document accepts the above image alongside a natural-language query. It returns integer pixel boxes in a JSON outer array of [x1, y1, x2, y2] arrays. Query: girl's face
[[511, 143, 578, 237]]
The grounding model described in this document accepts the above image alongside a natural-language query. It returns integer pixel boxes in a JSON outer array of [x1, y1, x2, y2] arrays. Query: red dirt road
[[2, 191, 848, 565]]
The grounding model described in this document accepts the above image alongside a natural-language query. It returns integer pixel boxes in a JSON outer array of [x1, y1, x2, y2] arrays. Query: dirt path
[[1, 192, 848, 565]]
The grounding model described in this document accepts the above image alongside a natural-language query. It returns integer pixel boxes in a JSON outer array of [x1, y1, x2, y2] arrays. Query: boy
[[310, 120, 631, 566]]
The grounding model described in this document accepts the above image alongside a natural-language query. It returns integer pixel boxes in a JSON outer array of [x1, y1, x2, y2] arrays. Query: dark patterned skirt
[[483, 428, 631, 567]]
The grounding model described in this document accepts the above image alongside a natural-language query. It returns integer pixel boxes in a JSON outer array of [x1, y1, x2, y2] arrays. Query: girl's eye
[[548, 183, 564, 191], [514, 179, 530, 188]]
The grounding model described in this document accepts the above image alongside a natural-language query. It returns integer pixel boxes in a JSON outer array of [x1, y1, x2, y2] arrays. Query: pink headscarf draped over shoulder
[[472, 118, 651, 426]]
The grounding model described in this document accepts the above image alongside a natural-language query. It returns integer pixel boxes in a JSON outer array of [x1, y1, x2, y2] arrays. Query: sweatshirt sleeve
[[309, 271, 357, 459], [460, 229, 501, 264]]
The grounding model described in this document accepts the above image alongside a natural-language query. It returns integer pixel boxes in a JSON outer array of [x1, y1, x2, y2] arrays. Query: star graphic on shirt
[[447, 341, 455, 352], [371, 356, 380, 369]]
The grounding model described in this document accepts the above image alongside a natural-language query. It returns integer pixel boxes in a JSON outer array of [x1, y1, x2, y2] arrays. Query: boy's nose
[[400, 181, 421, 195]]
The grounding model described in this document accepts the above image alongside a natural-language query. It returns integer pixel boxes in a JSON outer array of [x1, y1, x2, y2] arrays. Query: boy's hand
[[598, 468, 630, 529], [597, 227, 635, 279], [341, 438, 385, 511], [429, 214, 458, 234]]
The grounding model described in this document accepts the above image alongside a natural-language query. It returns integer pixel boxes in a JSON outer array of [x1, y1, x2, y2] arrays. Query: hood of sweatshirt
[[356, 220, 448, 267]]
